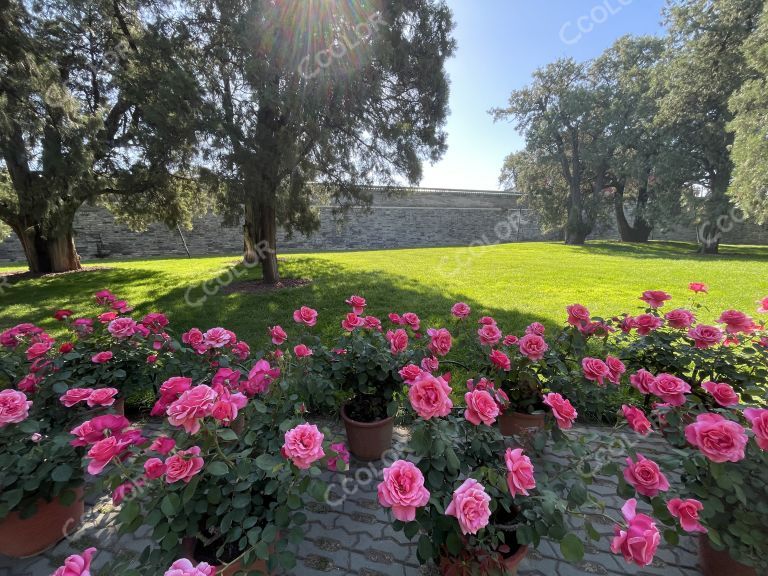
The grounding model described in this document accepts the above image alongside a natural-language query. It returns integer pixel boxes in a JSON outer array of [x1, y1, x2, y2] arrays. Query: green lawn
[[1, 241, 766, 345]]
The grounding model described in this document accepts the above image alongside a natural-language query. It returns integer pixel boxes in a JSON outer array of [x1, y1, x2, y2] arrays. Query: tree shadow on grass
[[575, 240, 768, 262]]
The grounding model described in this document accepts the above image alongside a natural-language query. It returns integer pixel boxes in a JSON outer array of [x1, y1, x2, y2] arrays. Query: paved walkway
[[0, 425, 703, 576]]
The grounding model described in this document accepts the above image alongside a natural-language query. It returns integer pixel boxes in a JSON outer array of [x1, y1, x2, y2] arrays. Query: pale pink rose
[[582, 357, 610, 387], [701, 381, 740, 407], [464, 389, 499, 426], [687, 324, 723, 348], [634, 314, 664, 336], [52, 547, 97, 576], [543, 393, 577, 430], [665, 309, 695, 329], [426, 328, 452, 357], [268, 325, 287, 345], [489, 349, 511, 371], [477, 324, 502, 346], [386, 329, 409, 354], [69, 415, 130, 447], [648, 374, 690, 406], [743, 408, 768, 450], [341, 313, 365, 332], [478, 316, 497, 326], [345, 295, 367, 315], [623, 454, 670, 497], [402, 312, 421, 331], [150, 436, 176, 455], [505, 448, 536, 497], [243, 360, 280, 396], [408, 373, 453, 419], [718, 310, 755, 334], [0, 389, 32, 427], [293, 306, 318, 326], [445, 478, 491, 535], [144, 457, 166, 479], [377, 460, 430, 522], [107, 317, 138, 340], [689, 282, 708, 294], [399, 364, 423, 384], [327, 442, 350, 472], [420, 356, 439, 373], [91, 351, 113, 364], [86, 388, 118, 407], [167, 385, 217, 434], [282, 423, 325, 469], [611, 499, 660, 566], [363, 316, 382, 330], [566, 304, 591, 327], [640, 290, 671, 309], [293, 344, 313, 358], [525, 322, 546, 336], [621, 405, 652, 435], [202, 327, 232, 348], [667, 499, 707, 533], [25, 341, 52, 360], [451, 302, 471, 318], [30, 432, 42, 442], [518, 333, 548, 361], [60, 388, 94, 408], [685, 413, 748, 462], [758, 297, 768, 314], [503, 334, 519, 346], [163, 559, 216, 576], [606, 356, 626, 385], [165, 446, 204, 483], [17, 373, 40, 393]]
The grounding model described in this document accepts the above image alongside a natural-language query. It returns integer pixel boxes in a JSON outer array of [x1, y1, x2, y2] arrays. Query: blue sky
[[419, 0, 667, 190]]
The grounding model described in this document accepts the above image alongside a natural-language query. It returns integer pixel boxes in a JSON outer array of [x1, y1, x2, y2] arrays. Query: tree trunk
[[14, 222, 81, 273], [243, 199, 279, 284], [614, 184, 652, 242], [564, 183, 589, 245]]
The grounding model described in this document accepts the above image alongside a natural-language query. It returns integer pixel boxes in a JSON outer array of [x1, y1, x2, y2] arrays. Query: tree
[[0, 0, 204, 273], [190, 0, 454, 283], [728, 2, 768, 224]]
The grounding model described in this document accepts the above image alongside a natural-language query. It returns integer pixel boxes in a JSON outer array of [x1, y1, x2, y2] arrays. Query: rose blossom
[[61, 388, 95, 407], [163, 559, 215, 576], [293, 344, 313, 358], [54, 309, 74, 321], [478, 316, 497, 326], [165, 446, 204, 483], [202, 327, 232, 348], [398, 364, 423, 384], [91, 351, 113, 364], [25, 341, 52, 360], [345, 295, 367, 315], [159, 376, 193, 400], [503, 334, 519, 346], [566, 304, 591, 327], [505, 448, 536, 497], [667, 499, 707, 533], [634, 314, 664, 336], [107, 317, 138, 339], [665, 308, 695, 329], [388, 313, 403, 325], [477, 324, 502, 346], [687, 324, 723, 349], [489, 349, 511, 371], [543, 393, 577, 430], [689, 282, 708, 293], [363, 316, 382, 330], [52, 547, 97, 576], [327, 442, 350, 472], [86, 388, 119, 407], [0, 389, 32, 427], [341, 313, 365, 332], [701, 381, 740, 407], [718, 310, 755, 334], [623, 454, 670, 497], [758, 296, 768, 314], [445, 479, 491, 535], [640, 290, 672, 309], [98, 311, 117, 324], [243, 360, 280, 396], [150, 436, 176, 455], [451, 302, 471, 318], [582, 357, 611, 387], [268, 325, 287, 345], [464, 389, 499, 426], [181, 328, 204, 347], [426, 328, 452, 356], [605, 356, 626, 385], [377, 460, 430, 522], [685, 413, 748, 462], [518, 333, 548, 361], [212, 368, 241, 390], [386, 329, 409, 354], [69, 415, 130, 446], [112, 480, 143, 506], [144, 457, 166, 479], [409, 373, 453, 419], [421, 356, 439, 373], [621, 405, 652, 435], [611, 499, 660, 566], [282, 423, 325, 469], [86, 433, 141, 475], [648, 374, 690, 406], [743, 408, 768, 450], [210, 389, 248, 424], [167, 385, 217, 434], [402, 312, 421, 331], [293, 306, 318, 326], [17, 373, 40, 393], [525, 322, 545, 336]]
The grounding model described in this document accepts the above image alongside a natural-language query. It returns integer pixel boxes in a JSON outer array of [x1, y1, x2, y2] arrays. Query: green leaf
[[559, 533, 585, 563], [417, 534, 433, 562], [254, 454, 282, 472], [446, 531, 462, 555], [207, 461, 229, 476], [217, 428, 239, 442], [160, 494, 180, 517]]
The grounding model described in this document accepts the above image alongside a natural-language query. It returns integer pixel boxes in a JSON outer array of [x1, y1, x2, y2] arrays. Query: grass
[[1, 240, 766, 345]]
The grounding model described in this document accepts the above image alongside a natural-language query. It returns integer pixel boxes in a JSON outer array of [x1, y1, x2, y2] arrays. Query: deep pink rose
[[689, 282, 708, 293], [620, 315, 637, 333], [243, 360, 279, 396], [202, 327, 232, 348], [489, 349, 511, 371], [687, 324, 723, 348], [386, 329, 409, 354], [621, 405, 651, 435], [685, 413, 748, 462], [17, 373, 41, 392], [163, 559, 216, 576], [112, 480, 142, 506], [582, 357, 610, 387], [758, 296, 768, 314], [503, 334, 519, 346], [231, 340, 250, 360], [701, 381, 740, 407], [623, 454, 670, 497], [293, 344, 313, 358], [212, 368, 241, 390], [341, 313, 365, 332], [0, 389, 32, 427], [144, 457, 166, 479], [345, 295, 367, 315], [409, 373, 453, 419], [86, 435, 133, 474], [54, 309, 74, 321], [210, 391, 247, 424], [70, 415, 130, 447], [167, 385, 217, 434], [477, 324, 502, 346], [399, 364, 423, 384], [667, 498, 707, 533], [61, 388, 95, 408], [111, 299, 132, 313], [566, 304, 591, 327], [282, 423, 325, 469], [52, 547, 97, 576], [421, 356, 439, 373], [525, 322, 545, 336], [611, 499, 660, 567], [665, 309, 695, 329], [427, 328, 452, 356], [743, 408, 768, 450], [181, 328, 204, 346], [150, 436, 176, 455], [363, 316, 382, 330], [26, 341, 52, 360], [87, 388, 118, 407], [640, 290, 671, 308], [634, 314, 664, 336], [91, 351, 113, 364], [165, 446, 204, 483], [98, 311, 118, 324], [159, 376, 193, 400], [505, 448, 536, 497], [402, 312, 420, 331], [72, 318, 94, 334], [107, 317, 138, 339], [648, 374, 690, 406], [141, 312, 168, 332], [543, 393, 577, 430], [377, 460, 430, 522], [293, 306, 318, 327], [451, 302, 471, 318], [606, 356, 626, 385], [518, 333, 548, 361], [628, 370, 654, 395], [388, 312, 404, 325], [464, 389, 499, 426], [718, 309, 755, 334], [478, 316, 497, 326], [445, 478, 491, 535], [268, 325, 287, 345], [327, 442, 350, 472]]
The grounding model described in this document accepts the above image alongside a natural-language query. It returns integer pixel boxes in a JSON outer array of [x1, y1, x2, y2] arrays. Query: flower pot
[[439, 544, 529, 575], [498, 410, 545, 436], [699, 534, 757, 576], [181, 537, 270, 575], [0, 486, 84, 558], [341, 403, 394, 461]]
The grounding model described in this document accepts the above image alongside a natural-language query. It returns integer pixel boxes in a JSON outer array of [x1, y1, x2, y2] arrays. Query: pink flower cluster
[[60, 387, 119, 408], [582, 356, 625, 387], [71, 416, 146, 475], [408, 373, 453, 419], [181, 326, 249, 359], [0, 389, 32, 428]]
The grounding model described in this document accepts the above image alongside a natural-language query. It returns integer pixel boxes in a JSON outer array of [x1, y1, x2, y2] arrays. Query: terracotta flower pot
[[699, 534, 757, 576], [439, 545, 529, 576], [0, 486, 84, 558], [498, 410, 545, 436], [341, 404, 394, 461]]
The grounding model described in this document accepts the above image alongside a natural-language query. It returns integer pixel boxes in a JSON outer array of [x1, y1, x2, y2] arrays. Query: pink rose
[[345, 295, 367, 315], [91, 351, 113, 364], [293, 306, 318, 327], [503, 334, 519, 346], [718, 309, 755, 334], [665, 309, 695, 329], [112, 480, 142, 506], [451, 302, 471, 318], [623, 454, 670, 497], [582, 357, 610, 387], [70, 415, 130, 446], [293, 344, 313, 358], [701, 381, 740, 407], [54, 309, 74, 321], [611, 499, 660, 566], [518, 333, 548, 361], [477, 324, 502, 346], [689, 282, 708, 293], [421, 356, 439, 373], [489, 349, 511, 371], [464, 389, 499, 426], [52, 547, 97, 576], [341, 313, 365, 332], [377, 460, 430, 522], [505, 448, 536, 497], [634, 314, 664, 336], [621, 405, 652, 435], [268, 325, 287, 345], [17, 373, 40, 393], [386, 329, 409, 354], [743, 408, 768, 450], [87, 388, 118, 408], [667, 498, 707, 533], [61, 388, 95, 408], [409, 373, 453, 419], [212, 368, 241, 390], [163, 559, 216, 576], [687, 324, 723, 348], [606, 356, 626, 385], [98, 311, 118, 324], [685, 413, 748, 462], [59, 342, 74, 354], [543, 393, 577, 430], [210, 391, 247, 424], [86, 434, 134, 474], [629, 369, 655, 394], [478, 316, 497, 326], [144, 457, 166, 479], [640, 290, 671, 308], [26, 341, 52, 360], [648, 374, 690, 406], [107, 317, 138, 339], [282, 423, 325, 469], [167, 385, 217, 434], [165, 446, 204, 483], [620, 315, 636, 333], [0, 389, 32, 427], [202, 327, 232, 348], [566, 304, 591, 327], [402, 312, 421, 331], [525, 322, 545, 336], [150, 436, 176, 455], [445, 478, 491, 535], [328, 442, 350, 472], [243, 360, 280, 396], [181, 328, 204, 347], [159, 376, 193, 400], [141, 312, 168, 332], [388, 312, 403, 325], [111, 299, 133, 313], [758, 296, 768, 314], [399, 364, 423, 384], [232, 340, 250, 360], [426, 327, 452, 356], [363, 316, 382, 330]]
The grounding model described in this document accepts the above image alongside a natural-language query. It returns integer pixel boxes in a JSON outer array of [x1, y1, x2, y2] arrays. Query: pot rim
[[341, 403, 395, 427]]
